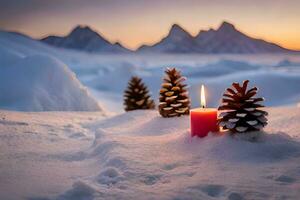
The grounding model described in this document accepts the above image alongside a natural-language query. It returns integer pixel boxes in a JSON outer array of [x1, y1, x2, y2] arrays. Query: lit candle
[[190, 85, 219, 137]]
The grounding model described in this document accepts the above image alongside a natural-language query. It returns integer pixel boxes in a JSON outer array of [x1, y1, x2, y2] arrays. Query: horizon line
[[3, 21, 300, 52]]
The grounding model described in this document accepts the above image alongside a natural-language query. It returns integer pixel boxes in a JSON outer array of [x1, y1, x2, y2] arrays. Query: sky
[[0, 0, 300, 50]]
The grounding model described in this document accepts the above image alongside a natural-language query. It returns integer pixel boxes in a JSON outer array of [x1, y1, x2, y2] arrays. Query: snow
[[59, 53, 300, 110], [0, 31, 103, 111], [1, 30, 300, 199], [190, 69, 300, 107], [1, 107, 300, 200], [1, 30, 300, 111], [0, 54, 103, 111]]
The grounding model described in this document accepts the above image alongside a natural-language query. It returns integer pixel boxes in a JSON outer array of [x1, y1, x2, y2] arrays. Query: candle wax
[[190, 108, 219, 137]]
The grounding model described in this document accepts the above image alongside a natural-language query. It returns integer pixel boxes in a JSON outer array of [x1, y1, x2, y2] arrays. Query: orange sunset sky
[[0, 0, 300, 50]]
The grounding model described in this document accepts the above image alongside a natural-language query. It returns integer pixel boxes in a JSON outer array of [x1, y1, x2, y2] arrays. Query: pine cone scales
[[218, 80, 268, 133], [159, 68, 190, 117], [124, 76, 155, 111]]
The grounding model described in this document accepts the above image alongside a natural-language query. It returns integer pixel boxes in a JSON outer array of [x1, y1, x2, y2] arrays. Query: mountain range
[[41, 25, 129, 53], [41, 21, 296, 54]]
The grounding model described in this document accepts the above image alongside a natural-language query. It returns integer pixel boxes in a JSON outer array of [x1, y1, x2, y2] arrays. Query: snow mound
[[190, 70, 300, 107], [0, 54, 103, 111], [0, 47, 24, 66], [57, 181, 98, 200], [186, 131, 300, 163], [52, 109, 300, 200], [1, 108, 300, 199]]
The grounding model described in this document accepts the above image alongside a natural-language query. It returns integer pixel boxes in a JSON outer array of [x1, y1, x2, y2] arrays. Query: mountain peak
[[139, 21, 292, 53], [170, 24, 190, 33], [168, 23, 192, 39], [41, 25, 129, 53], [74, 25, 91, 30], [70, 25, 98, 36], [218, 21, 236, 31], [170, 23, 184, 31]]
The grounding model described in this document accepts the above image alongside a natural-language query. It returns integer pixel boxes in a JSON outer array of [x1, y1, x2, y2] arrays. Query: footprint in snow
[[97, 168, 123, 185], [163, 163, 180, 171], [275, 175, 296, 184], [0, 120, 28, 126], [69, 132, 85, 139], [228, 192, 244, 200], [142, 174, 162, 185], [64, 124, 74, 128], [105, 157, 127, 169], [194, 184, 227, 197]]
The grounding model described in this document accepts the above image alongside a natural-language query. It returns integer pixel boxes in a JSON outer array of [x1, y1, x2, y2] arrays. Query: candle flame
[[201, 84, 206, 108]]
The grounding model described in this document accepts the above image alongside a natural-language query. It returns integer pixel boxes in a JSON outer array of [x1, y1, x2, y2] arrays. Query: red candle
[[190, 85, 219, 137]]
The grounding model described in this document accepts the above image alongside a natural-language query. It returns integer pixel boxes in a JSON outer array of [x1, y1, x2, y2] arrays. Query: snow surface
[[1, 30, 300, 112], [0, 54, 102, 111], [0, 32, 103, 112], [1, 30, 300, 199], [1, 107, 300, 200]]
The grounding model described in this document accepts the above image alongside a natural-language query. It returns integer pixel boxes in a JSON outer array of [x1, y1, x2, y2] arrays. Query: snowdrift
[[1, 108, 299, 200], [79, 57, 300, 110], [0, 54, 102, 111], [0, 31, 61, 57], [56, 109, 300, 200], [190, 69, 300, 107], [2, 30, 300, 112]]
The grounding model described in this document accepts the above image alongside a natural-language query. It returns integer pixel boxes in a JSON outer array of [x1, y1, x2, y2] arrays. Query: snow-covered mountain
[[41, 25, 130, 53], [139, 21, 295, 53]]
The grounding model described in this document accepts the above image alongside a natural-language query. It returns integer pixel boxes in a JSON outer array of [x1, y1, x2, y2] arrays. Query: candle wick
[[202, 105, 205, 108]]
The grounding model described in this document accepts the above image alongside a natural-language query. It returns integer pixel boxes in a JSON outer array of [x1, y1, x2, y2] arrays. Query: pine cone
[[124, 76, 155, 111], [218, 80, 268, 133], [159, 68, 190, 117]]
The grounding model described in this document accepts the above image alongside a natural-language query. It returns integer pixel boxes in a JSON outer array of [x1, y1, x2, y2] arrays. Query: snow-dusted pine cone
[[159, 68, 190, 117], [218, 80, 268, 133], [124, 76, 155, 111]]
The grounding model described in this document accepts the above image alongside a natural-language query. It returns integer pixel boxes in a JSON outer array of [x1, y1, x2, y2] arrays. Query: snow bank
[[1, 107, 300, 199], [59, 109, 299, 199], [189, 70, 300, 107], [0, 47, 24, 66], [2, 30, 300, 112], [76, 55, 300, 110], [56, 109, 300, 200], [0, 31, 59, 57], [0, 54, 102, 111]]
